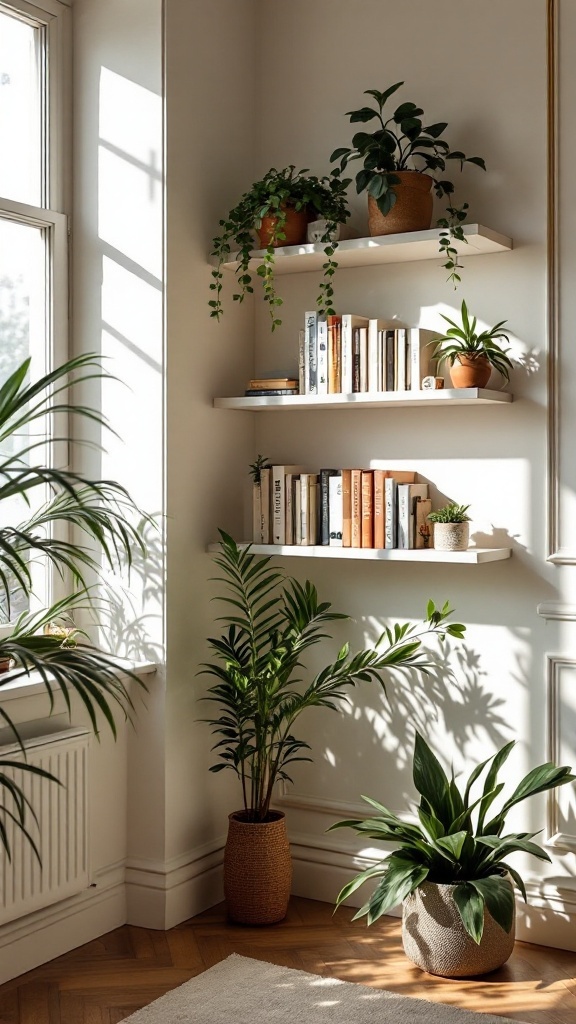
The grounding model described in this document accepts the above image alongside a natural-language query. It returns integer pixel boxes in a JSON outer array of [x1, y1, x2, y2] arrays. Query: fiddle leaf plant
[[330, 82, 486, 285], [210, 166, 351, 330], [200, 532, 465, 823], [331, 732, 574, 943]]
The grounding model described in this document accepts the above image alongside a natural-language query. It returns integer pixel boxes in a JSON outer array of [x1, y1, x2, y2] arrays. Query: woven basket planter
[[224, 810, 292, 925], [368, 171, 433, 236], [402, 880, 515, 977]]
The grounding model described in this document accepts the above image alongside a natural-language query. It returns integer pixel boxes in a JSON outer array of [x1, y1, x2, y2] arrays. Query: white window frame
[[0, 0, 71, 635]]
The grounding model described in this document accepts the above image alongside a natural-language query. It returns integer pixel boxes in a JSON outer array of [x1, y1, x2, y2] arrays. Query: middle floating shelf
[[213, 388, 513, 412], [206, 543, 512, 564]]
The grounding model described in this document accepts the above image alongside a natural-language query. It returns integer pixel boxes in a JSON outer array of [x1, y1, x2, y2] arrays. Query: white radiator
[[0, 723, 90, 925]]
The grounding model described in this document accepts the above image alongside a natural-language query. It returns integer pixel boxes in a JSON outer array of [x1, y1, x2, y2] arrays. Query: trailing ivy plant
[[331, 732, 574, 944], [200, 533, 465, 823], [330, 82, 486, 286], [209, 166, 351, 330]]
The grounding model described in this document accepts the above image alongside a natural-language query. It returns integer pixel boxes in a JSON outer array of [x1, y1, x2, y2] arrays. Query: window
[[0, 0, 69, 624]]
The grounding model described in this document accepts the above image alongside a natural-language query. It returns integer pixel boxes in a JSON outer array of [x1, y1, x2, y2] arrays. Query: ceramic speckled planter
[[402, 880, 516, 977], [433, 521, 470, 551]]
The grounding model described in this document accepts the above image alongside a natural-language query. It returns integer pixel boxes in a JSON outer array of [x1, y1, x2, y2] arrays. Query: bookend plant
[[431, 299, 513, 381], [210, 166, 351, 330], [0, 354, 149, 860], [248, 453, 272, 485], [200, 533, 465, 823], [330, 82, 486, 286], [331, 732, 574, 944]]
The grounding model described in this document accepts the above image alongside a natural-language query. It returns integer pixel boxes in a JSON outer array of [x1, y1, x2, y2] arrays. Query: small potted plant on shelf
[[331, 731, 574, 978], [428, 503, 471, 552], [431, 299, 513, 388], [200, 532, 465, 926], [330, 82, 486, 285], [209, 165, 351, 331]]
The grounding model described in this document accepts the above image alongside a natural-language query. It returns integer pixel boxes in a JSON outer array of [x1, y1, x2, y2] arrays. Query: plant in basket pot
[[330, 82, 486, 285], [331, 732, 574, 978], [209, 166, 351, 331], [201, 532, 465, 925], [431, 299, 513, 388]]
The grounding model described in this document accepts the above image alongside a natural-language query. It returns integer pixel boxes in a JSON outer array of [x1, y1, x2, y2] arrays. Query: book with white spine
[[328, 474, 343, 547], [341, 314, 369, 394], [409, 328, 438, 391], [317, 316, 328, 395], [272, 465, 305, 545], [304, 311, 317, 394], [397, 483, 429, 548]]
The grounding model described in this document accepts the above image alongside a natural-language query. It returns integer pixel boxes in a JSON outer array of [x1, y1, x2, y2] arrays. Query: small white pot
[[433, 522, 470, 551], [306, 219, 341, 243]]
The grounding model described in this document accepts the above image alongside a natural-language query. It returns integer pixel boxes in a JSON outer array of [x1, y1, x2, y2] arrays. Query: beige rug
[[121, 952, 518, 1023]]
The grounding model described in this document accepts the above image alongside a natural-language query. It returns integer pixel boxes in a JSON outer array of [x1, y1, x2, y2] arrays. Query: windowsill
[[0, 660, 158, 702]]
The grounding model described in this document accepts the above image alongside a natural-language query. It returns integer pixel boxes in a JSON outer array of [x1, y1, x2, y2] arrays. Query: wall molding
[[546, 655, 576, 850], [547, 0, 561, 559], [537, 602, 576, 620], [125, 835, 226, 930]]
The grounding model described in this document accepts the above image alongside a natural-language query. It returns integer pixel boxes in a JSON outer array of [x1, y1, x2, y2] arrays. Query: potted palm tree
[[209, 166, 351, 330], [201, 532, 465, 925], [331, 732, 574, 977], [0, 354, 149, 860], [431, 300, 513, 388], [330, 82, 486, 285]]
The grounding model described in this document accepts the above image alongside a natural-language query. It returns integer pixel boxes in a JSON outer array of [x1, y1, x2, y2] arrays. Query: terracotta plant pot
[[402, 880, 516, 977], [433, 522, 470, 552], [368, 171, 434, 236], [223, 810, 292, 925], [257, 205, 308, 248], [449, 354, 492, 389]]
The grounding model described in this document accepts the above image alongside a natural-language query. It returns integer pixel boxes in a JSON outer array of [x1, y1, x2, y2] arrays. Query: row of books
[[299, 312, 437, 396], [253, 466, 432, 550]]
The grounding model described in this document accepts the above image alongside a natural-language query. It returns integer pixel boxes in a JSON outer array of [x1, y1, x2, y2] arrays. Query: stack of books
[[299, 311, 438, 396], [253, 465, 432, 550], [245, 377, 299, 397]]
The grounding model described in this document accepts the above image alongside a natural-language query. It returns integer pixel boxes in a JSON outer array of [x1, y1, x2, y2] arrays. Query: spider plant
[[200, 533, 465, 823], [331, 732, 574, 944], [431, 299, 513, 381], [0, 353, 149, 860]]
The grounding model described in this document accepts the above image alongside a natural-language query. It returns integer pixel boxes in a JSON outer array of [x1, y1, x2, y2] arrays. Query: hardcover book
[[351, 469, 362, 548], [259, 467, 271, 544], [320, 469, 339, 545], [272, 465, 306, 545], [304, 311, 318, 394], [341, 314, 369, 394], [361, 470, 374, 547], [415, 496, 433, 549], [341, 469, 352, 547], [317, 316, 328, 395], [328, 474, 343, 547], [327, 315, 342, 393], [397, 483, 429, 548], [408, 328, 439, 391], [373, 469, 385, 548]]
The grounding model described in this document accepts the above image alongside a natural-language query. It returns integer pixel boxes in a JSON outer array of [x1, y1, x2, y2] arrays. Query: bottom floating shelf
[[207, 543, 511, 564]]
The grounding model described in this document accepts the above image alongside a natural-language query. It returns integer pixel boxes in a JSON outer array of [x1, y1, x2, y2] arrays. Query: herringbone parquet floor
[[0, 898, 575, 1024]]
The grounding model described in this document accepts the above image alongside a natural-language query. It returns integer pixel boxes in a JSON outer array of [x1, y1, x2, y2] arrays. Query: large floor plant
[[0, 354, 148, 860], [201, 532, 465, 822]]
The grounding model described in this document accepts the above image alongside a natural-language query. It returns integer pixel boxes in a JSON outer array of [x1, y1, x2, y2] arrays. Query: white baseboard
[[290, 831, 576, 952], [126, 835, 226, 929], [0, 861, 126, 985]]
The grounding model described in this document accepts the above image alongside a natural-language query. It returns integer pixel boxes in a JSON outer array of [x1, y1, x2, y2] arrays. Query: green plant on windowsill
[[0, 354, 150, 861], [330, 82, 486, 285], [209, 166, 351, 331], [427, 504, 471, 525]]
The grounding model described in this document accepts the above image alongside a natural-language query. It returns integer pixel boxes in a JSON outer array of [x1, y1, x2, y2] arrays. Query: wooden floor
[[0, 898, 575, 1024]]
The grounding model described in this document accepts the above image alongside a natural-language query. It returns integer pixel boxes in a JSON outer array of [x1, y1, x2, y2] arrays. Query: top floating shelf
[[218, 224, 513, 275]]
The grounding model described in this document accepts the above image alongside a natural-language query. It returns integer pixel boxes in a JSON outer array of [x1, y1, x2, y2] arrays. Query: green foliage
[[248, 454, 271, 485], [0, 355, 149, 860], [427, 503, 471, 524], [201, 533, 465, 822], [331, 732, 574, 944], [431, 299, 513, 381], [210, 166, 351, 330], [330, 83, 486, 285]]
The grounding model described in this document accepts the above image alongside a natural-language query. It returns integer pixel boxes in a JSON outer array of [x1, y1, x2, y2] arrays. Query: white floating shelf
[[214, 388, 513, 411], [207, 543, 511, 564], [218, 224, 512, 275]]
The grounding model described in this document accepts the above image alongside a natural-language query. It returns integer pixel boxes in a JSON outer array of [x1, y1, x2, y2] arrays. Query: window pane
[[0, 215, 47, 622], [0, 10, 42, 205]]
